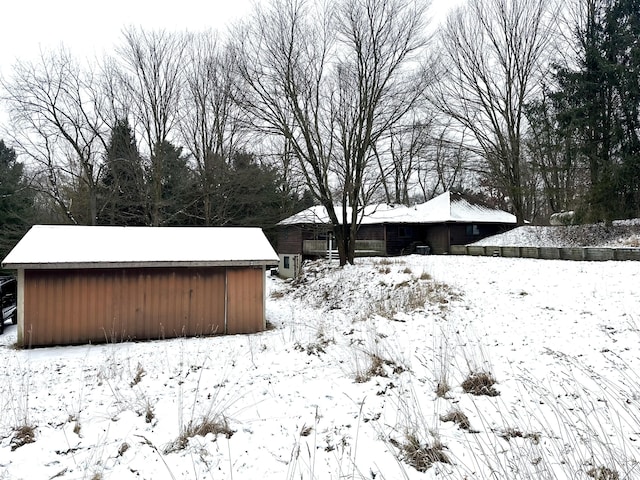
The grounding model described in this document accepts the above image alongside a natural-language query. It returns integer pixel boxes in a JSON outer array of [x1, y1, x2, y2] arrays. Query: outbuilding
[[1, 226, 279, 348]]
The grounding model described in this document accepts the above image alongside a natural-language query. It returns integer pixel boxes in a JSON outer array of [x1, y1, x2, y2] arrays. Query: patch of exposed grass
[[354, 353, 406, 383], [587, 466, 620, 480], [130, 363, 146, 387], [294, 327, 334, 356], [391, 433, 450, 472], [461, 371, 499, 397], [419, 270, 432, 280], [440, 408, 472, 431], [165, 416, 234, 453], [435, 380, 450, 398], [10, 425, 36, 451], [499, 427, 540, 444]]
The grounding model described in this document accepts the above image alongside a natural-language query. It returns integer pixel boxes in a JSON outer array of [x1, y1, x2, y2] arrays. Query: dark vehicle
[[0, 276, 17, 334]]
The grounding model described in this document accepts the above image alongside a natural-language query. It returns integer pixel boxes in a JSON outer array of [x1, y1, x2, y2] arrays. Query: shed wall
[[227, 267, 265, 334], [22, 266, 263, 347]]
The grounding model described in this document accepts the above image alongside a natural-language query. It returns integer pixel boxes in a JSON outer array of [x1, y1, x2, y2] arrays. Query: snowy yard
[[0, 255, 639, 479]]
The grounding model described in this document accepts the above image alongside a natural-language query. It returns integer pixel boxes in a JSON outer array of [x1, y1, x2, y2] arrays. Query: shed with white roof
[[1, 226, 279, 347]]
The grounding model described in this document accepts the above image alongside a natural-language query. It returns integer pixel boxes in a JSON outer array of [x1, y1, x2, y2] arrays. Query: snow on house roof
[[1, 225, 279, 270], [277, 203, 418, 226], [415, 191, 517, 224], [277, 191, 516, 226]]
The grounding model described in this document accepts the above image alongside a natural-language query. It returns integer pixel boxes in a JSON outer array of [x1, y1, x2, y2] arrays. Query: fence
[[449, 245, 640, 261]]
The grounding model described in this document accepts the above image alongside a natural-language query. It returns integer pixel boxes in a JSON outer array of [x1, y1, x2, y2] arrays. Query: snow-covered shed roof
[[277, 191, 516, 227], [1, 225, 279, 270]]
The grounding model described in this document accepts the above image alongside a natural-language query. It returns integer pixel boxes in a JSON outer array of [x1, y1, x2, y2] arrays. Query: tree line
[[1, 0, 638, 265]]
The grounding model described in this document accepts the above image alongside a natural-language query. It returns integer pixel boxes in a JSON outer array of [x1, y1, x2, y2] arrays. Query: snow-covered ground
[[1, 254, 639, 479], [473, 220, 640, 248]]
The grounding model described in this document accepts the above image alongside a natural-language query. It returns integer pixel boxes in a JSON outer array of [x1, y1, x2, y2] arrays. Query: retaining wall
[[449, 245, 640, 261]]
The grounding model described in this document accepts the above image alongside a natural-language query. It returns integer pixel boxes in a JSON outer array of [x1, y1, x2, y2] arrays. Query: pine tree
[[100, 119, 147, 225], [553, 0, 640, 221], [148, 140, 197, 226], [0, 140, 34, 265]]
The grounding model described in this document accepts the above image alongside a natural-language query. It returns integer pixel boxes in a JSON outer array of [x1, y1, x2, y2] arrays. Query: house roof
[[414, 191, 517, 224], [277, 191, 517, 227], [1, 225, 279, 270], [277, 203, 418, 226]]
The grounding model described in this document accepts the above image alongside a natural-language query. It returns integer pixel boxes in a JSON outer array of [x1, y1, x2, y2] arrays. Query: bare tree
[[1, 48, 110, 225], [375, 114, 432, 204], [416, 122, 471, 201], [179, 31, 247, 225], [433, 0, 555, 223], [113, 27, 188, 226], [235, 0, 430, 265]]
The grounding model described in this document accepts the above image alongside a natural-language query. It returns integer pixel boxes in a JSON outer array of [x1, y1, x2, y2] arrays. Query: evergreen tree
[[100, 119, 147, 225], [148, 140, 197, 226], [0, 140, 34, 265], [553, 0, 640, 221]]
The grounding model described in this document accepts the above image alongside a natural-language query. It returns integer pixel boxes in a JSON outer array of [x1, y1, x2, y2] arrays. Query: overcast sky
[[1, 0, 460, 74], [0, 0, 459, 129], [0, 0, 255, 77]]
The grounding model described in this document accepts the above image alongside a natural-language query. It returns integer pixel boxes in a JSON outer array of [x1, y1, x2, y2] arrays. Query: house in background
[[1, 226, 279, 347], [276, 191, 517, 272]]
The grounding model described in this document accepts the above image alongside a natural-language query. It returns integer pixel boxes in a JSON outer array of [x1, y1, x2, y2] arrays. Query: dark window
[[283, 256, 290, 269], [466, 224, 480, 236]]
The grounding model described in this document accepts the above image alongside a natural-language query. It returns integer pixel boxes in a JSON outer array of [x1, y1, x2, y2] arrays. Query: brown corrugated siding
[[226, 267, 264, 334], [22, 267, 259, 347]]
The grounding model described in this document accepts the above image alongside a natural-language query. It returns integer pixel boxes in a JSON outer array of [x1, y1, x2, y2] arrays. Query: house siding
[[21, 266, 263, 347], [425, 225, 451, 254], [449, 223, 511, 249], [277, 226, 304, 254]]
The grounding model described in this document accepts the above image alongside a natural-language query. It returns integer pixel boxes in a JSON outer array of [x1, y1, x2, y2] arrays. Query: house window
[[283, 256, 290, 269], [466, 224, 480, 236]]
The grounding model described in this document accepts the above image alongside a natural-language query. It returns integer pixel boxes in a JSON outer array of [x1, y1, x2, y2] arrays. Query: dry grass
[[10, 425, 36, 451], [461, 371, 499, 397], [587, 466, 620, 480], [440, 408, 472, 431], [499, 427, 540, 444], [391, 433, 450, 472], [435, 380, 450, 398], [294, 327, 334, 356], [165, 415, 234, 453], [354, 352, 406, 383], [130, 363, 146, 387], [419, 270, 432, 280]]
